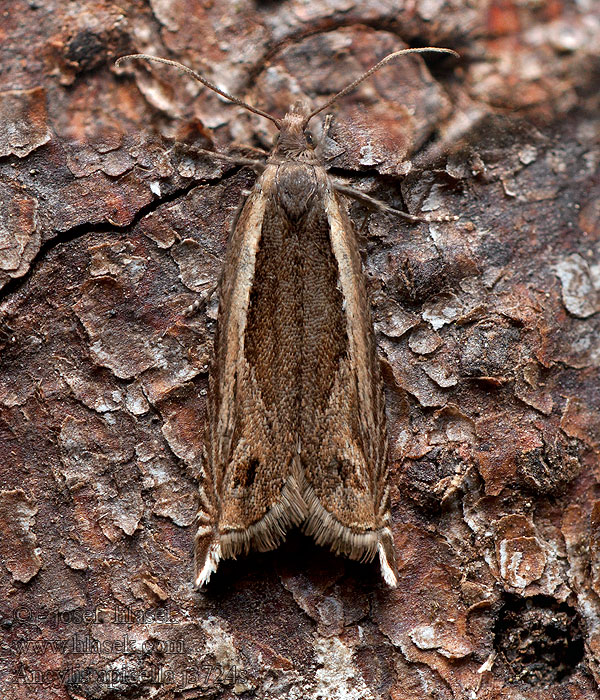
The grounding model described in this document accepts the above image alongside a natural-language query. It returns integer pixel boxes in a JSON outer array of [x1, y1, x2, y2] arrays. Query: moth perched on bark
[[117, 47, 458, 588]]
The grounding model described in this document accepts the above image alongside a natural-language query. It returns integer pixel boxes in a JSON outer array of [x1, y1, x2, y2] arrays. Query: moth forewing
[[300, 182, 397, 586]]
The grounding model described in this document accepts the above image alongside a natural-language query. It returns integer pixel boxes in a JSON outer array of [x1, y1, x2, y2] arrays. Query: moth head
[[272, 100, 318, 161]]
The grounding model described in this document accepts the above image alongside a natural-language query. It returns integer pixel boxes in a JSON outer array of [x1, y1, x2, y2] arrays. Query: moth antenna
[[115, 54, 282, 129], [304, 47, 459, 125]]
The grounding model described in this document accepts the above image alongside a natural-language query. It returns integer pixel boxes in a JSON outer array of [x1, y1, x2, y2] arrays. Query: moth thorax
[[275, 163, 318, 220]]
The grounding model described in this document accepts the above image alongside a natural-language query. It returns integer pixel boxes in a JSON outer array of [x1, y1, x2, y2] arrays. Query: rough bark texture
[[0, 1, 599, 699]]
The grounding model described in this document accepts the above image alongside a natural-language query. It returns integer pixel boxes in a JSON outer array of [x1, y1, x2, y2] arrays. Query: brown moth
[[116, 47, 458, 588]]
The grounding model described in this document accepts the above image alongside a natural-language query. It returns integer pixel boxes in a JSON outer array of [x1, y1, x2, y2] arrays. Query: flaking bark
[[0, 2, 599, 699]]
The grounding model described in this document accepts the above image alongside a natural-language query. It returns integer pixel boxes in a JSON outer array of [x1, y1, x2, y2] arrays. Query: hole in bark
[[493, 593, 584, 686], [65, 30, 105, 71]]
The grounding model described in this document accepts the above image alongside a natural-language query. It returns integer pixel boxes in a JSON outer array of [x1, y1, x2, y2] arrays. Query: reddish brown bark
[[0, 1, 599, 699]]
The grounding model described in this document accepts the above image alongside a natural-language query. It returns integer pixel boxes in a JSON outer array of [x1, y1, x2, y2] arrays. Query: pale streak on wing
[[324, 184, 377, 442], [214, 168, 272, 461]]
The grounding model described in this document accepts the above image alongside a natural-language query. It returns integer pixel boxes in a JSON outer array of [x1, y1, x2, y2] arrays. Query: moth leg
[[357, 210, 371, 238], [155, 285, 218, 342], [316, 114, 337, 161], [333, 183, 457, 223], [231, 143, 269, 158], [184, 283, 218, 317], [194, 148, 266, 173]]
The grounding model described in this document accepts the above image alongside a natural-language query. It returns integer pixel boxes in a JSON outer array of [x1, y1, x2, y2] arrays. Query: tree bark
[[0, 1, 599, 699]]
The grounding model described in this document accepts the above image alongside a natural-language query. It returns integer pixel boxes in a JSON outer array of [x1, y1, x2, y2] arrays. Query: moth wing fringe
[[220, 472, 307, 558], [378, 540, 398, 588], [194, 470, 308, 586], [194, 527, 221, 588], [302, 484, 398, 586]]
